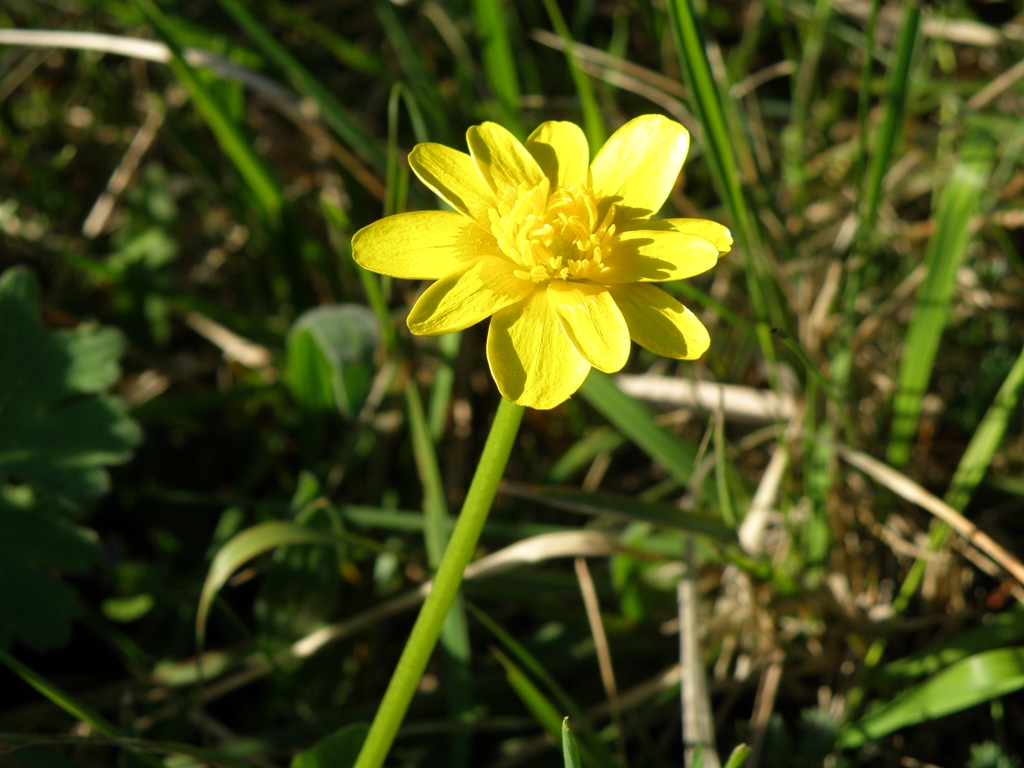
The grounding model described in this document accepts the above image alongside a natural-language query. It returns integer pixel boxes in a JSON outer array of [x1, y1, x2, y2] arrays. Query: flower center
[[487, 180, 617, 283]]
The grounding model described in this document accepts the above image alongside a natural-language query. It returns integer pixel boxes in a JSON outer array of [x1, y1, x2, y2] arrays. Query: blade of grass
[[872, 606, 1024, 685], [562, 717, 583, 768], [780, 0, 831, 209], [196, 520, 342, 648], [372, 0, 449, 140], [828, 0, 918, 452], [472, 0, 523, 128], [474, 608, 617, 768], [579, 372, 698, 487], [844, 337, 1024, 713], [713, 410, 735, 528], [666, 0, 785, 367], [541, 0, 605, 149], [321, 197, 397, 354], [214, 0, 386, 170], [886, 129, 997, 468], [267, 1, 384, 75], [856, 0, 920, 244], [385, 84, 411, 219], [0, 733, 249, 768], [0, 648, 121, 739], [547, 427, 626, 483], [853, 339, 1024, 695], [494, 648, 616, 768], [0, 649, 167, 767], [134, 0, 284, 227], [841, 648, 1024, 749], [380, 84, 461, 438], [503, 483, 734, 540], [723, 744, 752, 768], [854, 0, 882, 192]]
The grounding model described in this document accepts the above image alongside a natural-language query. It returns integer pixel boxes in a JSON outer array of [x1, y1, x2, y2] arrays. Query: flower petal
[[548, 282, 630, 373], [600, 221, 721, 283], [609, 284, 710, 360], [590, 115, 689, 219], [526, 121, 590, 190], [408, 257, 533, 335], [467, 122, 545, 196], [409, 142, 495, 224], [352, 211, 495, 279], [656, 218, 733, 253], [487, 287, 591, 409]]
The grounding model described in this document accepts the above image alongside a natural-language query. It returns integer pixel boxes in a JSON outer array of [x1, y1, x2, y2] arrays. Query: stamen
[[489, 181, 614, 283]]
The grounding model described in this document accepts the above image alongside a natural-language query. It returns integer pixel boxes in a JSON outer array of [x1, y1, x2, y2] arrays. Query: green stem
[[353, 397, 525, 768]]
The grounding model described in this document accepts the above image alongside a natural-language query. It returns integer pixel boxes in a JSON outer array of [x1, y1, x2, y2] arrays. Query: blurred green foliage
[[0, 267, 140, 651]]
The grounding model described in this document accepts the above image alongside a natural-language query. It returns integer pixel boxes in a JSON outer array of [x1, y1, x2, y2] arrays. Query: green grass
[[1, 1, 1023, 767]]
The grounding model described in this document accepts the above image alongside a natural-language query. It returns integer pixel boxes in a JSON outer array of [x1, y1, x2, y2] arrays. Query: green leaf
[[666, 0, 783, 364], [872, 606, 1024, 686], [472, 0, 523, 128], [0, 267, 139, 651], [286, 305, 380, 419], [841, 647, 1024, 749], [196, 520, 341, 647], [506, 484, 733, 541], [493, 648, 614, 768], [291, 723, 369, 768], [886, 129, 997, 468], [541, 0, 603, 148], [0, 268, 141, 503], [134, 0, 285, 225], [562, 717, 582, 768], [723, 744, 752, 768], [579, 372, 698, 487], [215, 0, 386, 171], [0, 496, 99, 650]]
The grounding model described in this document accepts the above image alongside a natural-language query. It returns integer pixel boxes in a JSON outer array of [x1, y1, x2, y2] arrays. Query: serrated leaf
[[0, 267, 139, 651], [0, 498, 99, 650], [0, 267, 141, 504], [286, 305, 380, 419]]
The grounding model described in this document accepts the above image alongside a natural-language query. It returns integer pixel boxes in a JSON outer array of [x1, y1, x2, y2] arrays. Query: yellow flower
[[352, 115, 732, 410]]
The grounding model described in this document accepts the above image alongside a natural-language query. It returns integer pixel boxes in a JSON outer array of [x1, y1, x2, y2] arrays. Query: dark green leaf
[[291, 723, 369, 768], [286, 305, 380, 419], [0, 268, 141, 504]]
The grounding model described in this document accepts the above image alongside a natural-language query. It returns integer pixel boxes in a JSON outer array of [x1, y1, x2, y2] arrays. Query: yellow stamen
[[490, 183, 616, 284]]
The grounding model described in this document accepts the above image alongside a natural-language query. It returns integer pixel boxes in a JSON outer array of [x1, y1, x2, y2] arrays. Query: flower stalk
[[353, 397, 525, 768]]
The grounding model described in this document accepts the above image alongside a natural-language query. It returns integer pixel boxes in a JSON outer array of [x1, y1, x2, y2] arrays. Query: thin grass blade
[[196, 521, 339, 648], [472, 0, 522, 128], [505, 483, 734, 540], [541, 0, 605, 148], [0, 648, 122, 740], [491, 646, 617, 768], [135, 0, 284, 225], [562, 717, 582, 768], [579, 372, 698, 487], [841, 647, 1024, 748], [665, 0, 784, 363], [857, 1, 921, 242], [215, 0, 386, 170], [873, 606, 1024, 684], [886, 129, 997, 468]]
